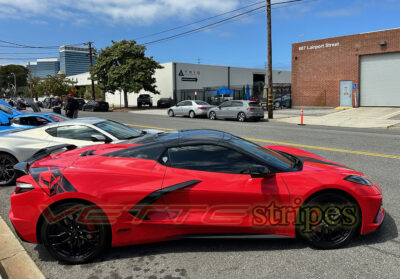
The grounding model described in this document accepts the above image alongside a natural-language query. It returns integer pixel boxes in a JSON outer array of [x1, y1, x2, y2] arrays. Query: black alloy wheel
[[0, 153, 17, 186], [296, 192, 361, 249], [41, 202, 109, 264], [237, 112, 246, 122], [208, 111, 216, 120]]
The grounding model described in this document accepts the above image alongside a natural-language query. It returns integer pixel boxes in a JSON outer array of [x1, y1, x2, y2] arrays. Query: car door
[[160, 144, 290, 235], [228, 101, 243, 119], [181, 101, 192, 116], [174, 101, 185, 115], [217, 101, 232, 118]]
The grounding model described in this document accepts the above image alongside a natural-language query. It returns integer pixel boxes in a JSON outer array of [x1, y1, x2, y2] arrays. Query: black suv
[[137, 94, 153, 108]]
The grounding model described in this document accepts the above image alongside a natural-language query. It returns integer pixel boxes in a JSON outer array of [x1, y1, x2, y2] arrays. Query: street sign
[[182, 77, 197, 82]]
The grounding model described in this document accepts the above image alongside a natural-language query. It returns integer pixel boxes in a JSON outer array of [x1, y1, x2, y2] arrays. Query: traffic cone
[[298, 106, 305, 126]]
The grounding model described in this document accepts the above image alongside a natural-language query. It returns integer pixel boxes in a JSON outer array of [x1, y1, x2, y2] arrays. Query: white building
[[68, 62, 291, 107]]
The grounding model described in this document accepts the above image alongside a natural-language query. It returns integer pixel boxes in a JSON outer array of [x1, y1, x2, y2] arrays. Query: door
[[340, 81, 353, 107], [181, 101, 192, 116], [160, 144, 290, 235], [217, 101, 232, 118], [360, 52, 400, 106], [174, 101, 185, 115]]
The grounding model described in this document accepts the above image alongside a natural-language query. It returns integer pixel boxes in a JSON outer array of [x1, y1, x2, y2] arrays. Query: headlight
[[344, 175, 373, 186], [15, 182, 34, 194]]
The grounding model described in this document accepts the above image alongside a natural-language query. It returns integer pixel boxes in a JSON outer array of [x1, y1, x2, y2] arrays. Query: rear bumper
[[246, 111, 265, 118], [194, 109, 209, 116]]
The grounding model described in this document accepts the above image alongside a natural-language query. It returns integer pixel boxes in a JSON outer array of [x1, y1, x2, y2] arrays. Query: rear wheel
[[189, 110, 196, 118], [0, 153, 17, 186], [208, 111, 216, 120], [274, 101, 281, 109], [296, 192, 361, 249], [237, 112, 246, 122], [41, 202, 109, 264], [168, 109, 175, 117]]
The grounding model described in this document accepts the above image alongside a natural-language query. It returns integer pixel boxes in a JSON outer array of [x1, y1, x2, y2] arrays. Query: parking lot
[[1, 109, 399, 279]]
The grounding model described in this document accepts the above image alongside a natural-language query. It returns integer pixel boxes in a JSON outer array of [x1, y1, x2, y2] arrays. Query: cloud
[[0, 0, 241, 24]]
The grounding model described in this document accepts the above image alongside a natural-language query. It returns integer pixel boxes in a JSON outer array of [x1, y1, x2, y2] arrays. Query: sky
[[0, 0, 399, 70]]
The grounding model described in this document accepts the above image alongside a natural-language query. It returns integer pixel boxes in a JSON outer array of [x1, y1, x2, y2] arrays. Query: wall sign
[[182, 77, 198, 82], [298, 42, 340, 51]]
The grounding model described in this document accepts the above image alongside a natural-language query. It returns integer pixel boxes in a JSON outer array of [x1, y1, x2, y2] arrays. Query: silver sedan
[[168, 100, 213, 118], [207, 100, 265, 122]]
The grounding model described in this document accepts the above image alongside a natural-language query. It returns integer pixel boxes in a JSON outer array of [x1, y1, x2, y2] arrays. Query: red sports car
[[9, 130, 384, 264]]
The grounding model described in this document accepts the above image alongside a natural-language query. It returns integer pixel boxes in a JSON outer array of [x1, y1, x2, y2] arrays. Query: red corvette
[[9, 130, 384, 264]]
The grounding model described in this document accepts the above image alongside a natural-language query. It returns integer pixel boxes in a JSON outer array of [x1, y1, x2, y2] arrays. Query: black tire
[[296, 192, 361, 249], [237, 112, 246, 122], [41, 202, 109, 264], [90, 107, 95, 112], [274, 101, 281, 109], [208, 111, 216, 120], [149, 103, 153, 108], [0, 153, 18, 186], [189, 110, 196, 118], [168, 109, 175, 117]]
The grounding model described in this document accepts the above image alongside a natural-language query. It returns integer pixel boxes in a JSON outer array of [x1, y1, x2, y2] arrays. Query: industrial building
[[104, 62, 291, 107], [34, 58, 60, 79], [292, 28, 400, 107]]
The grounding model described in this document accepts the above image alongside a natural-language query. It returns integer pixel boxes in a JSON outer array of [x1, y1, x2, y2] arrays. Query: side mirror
[[250, 165, 271, 178], [91, 134, 111, 143]]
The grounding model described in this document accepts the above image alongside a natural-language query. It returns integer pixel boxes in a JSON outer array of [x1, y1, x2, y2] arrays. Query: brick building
[[292, 28, 400, 107]]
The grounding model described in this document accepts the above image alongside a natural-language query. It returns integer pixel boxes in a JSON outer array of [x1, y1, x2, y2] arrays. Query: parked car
[[207, 100, 264, 122], [168, 100, 213, 118], [0, 118, 160, 185], [157, 98, 173, 108], [137, 94, 153, 107], [274, 95, 291, 109], [82, 100, 109, 112], [10, 129, 384, 263]]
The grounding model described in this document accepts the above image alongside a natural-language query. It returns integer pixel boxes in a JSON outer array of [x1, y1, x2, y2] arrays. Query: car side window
[[183, 101, 192, 106], [167, 145, 257, 174], [48, 125, 102, 141], [220, 101, 232, 108], [232, 101, 243, 107], [177, 101, 185, 107]]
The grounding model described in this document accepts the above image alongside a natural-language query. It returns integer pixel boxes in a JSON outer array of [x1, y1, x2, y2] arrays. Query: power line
[[140, 0, 311, 46], [134, 1, 265, 40], [0, 40, 86, 49], [0, 52, 58, 55]]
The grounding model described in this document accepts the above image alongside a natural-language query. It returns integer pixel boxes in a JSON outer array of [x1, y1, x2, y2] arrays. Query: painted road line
[[126, 123, 400, 160]]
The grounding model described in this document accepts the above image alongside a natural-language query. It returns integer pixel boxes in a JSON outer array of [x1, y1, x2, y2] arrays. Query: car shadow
[[34, 212, 398, 265]]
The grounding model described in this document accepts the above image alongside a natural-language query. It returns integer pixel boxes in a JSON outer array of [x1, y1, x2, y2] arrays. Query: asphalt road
[[0, 109, 399, 279]]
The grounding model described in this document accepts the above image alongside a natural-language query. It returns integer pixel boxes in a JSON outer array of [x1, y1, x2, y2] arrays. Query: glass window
[[220, 101, 232, 108], [194, 101, 209, 105], [249, 102, 261, 107], [177, 101, 185, 106], [45, 114, 69, 122], [183, 101, 192, 106], [53, 125, 102, 141], [231, 101, 243, 107], [167, 145, 257, 174], [94, 120, 142, 140], [227, 136, 293, 171]]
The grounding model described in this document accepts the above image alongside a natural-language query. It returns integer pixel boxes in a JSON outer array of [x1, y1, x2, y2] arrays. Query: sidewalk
[[0, 217, 44, 279], [272, 107, 400, 129]]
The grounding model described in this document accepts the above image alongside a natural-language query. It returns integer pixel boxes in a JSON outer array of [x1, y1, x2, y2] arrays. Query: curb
[[0, 217, 45, 279]]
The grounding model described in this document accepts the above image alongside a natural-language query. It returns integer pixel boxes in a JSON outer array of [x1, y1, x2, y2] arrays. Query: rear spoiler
[[14, 144, 77, 174]]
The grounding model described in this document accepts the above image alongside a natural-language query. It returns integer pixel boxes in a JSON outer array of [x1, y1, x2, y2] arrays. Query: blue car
[[0, 100, 69, 131]]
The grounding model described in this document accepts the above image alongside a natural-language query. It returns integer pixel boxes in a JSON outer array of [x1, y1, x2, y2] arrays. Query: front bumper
[[359, 194, 385, 234]]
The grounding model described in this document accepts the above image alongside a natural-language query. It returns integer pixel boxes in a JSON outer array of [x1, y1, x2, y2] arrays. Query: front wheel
[[237, 112, 246, 122], [296, 192, 361, 249], [41, 202, 109, 264], [0, 153, 17, 186], [189, 110, 196, 118], [208, 111, 216, 120], [168, 110, 175, 117]]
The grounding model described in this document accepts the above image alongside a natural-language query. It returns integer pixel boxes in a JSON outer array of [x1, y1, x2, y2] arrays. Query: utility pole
[[266, 0, 273, 119], [28, 62, 33, 99], [87, 41, 96, 100], [9, 72, 17, 97]]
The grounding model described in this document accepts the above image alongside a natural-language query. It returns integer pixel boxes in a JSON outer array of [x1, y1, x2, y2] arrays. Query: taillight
[[15, 182, 34, 194], [247, 107, 256, 111], [198, 107, 208, 110]]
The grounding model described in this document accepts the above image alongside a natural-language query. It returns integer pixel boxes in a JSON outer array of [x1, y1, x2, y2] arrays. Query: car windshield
[[227, 136, 293, 170], [45, 114, 69, 122], [195, 101, 209, 105], [94, 120, 143, 140]]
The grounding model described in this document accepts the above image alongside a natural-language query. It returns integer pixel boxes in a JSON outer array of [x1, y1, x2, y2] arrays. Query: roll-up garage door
[[360, 52, 400, 106]]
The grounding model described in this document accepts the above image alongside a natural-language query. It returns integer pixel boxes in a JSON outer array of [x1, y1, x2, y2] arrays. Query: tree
[[90, 40, 163, 108], [31, 74, 76, 98], [0, 64, 28, 96]]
